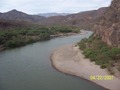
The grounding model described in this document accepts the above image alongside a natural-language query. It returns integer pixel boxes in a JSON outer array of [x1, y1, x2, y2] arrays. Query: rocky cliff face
[[94, 0, 120, 47]]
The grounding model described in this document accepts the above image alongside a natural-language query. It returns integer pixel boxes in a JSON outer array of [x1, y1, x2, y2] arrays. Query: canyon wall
[[94, 0, 120, 47]]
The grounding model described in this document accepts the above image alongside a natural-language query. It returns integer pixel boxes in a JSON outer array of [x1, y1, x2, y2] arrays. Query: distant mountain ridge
[[0, 7, 107, 26], [38, 13, 69, 17], [40, 7, 107, 29], [0, 7, 107, 28], [0, 9, 45, 23]]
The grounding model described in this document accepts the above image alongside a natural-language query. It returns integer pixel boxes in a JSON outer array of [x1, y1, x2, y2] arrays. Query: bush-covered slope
[[78, 35, 120, 74]]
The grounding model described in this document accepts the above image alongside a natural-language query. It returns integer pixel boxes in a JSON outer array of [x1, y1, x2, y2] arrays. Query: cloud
[[0, 0, 112, 14]]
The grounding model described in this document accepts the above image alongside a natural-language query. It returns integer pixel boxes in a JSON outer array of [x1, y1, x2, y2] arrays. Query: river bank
[[51, 44, 120, 90]]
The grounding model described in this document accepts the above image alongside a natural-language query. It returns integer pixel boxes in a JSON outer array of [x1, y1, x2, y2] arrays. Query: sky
[[0, 0, 112, 14]]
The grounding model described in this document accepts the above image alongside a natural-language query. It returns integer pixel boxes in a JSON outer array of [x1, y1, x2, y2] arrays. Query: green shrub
[[109, 47, 120, 60], [79, 43, 86, 50], [100, 64, 107, 69], [83, 49, 92, 58], [5, 39, 25, 48]]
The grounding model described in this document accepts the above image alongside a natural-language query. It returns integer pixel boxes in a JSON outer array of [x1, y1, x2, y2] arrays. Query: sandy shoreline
[[51, 44, 120, 90]]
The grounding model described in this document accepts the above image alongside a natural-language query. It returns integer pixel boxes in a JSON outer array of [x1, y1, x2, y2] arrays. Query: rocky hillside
[[94, 0, 120, 47], [0, 19, 40, 30]]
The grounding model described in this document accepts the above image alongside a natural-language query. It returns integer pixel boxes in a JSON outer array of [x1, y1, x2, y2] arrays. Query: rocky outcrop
[[94, 0, 120, 47]]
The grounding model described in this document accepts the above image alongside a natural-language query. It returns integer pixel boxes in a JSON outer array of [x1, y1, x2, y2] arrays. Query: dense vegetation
[[78, 35, 120, 73], [0, 25, 79, 49]]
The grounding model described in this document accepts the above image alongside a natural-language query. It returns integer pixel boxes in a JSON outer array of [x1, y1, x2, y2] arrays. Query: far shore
[[51, 44, 120, 90], [50, 32, 78, 38], [50, 29, 84, 39], [0, 31, 81, 52]]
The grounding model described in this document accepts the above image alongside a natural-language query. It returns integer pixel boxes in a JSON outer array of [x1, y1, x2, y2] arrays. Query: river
[[0, 31, 107, 90]]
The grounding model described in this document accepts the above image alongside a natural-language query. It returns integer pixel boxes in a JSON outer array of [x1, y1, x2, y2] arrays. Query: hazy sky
[[0, 0, 112, 14]]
